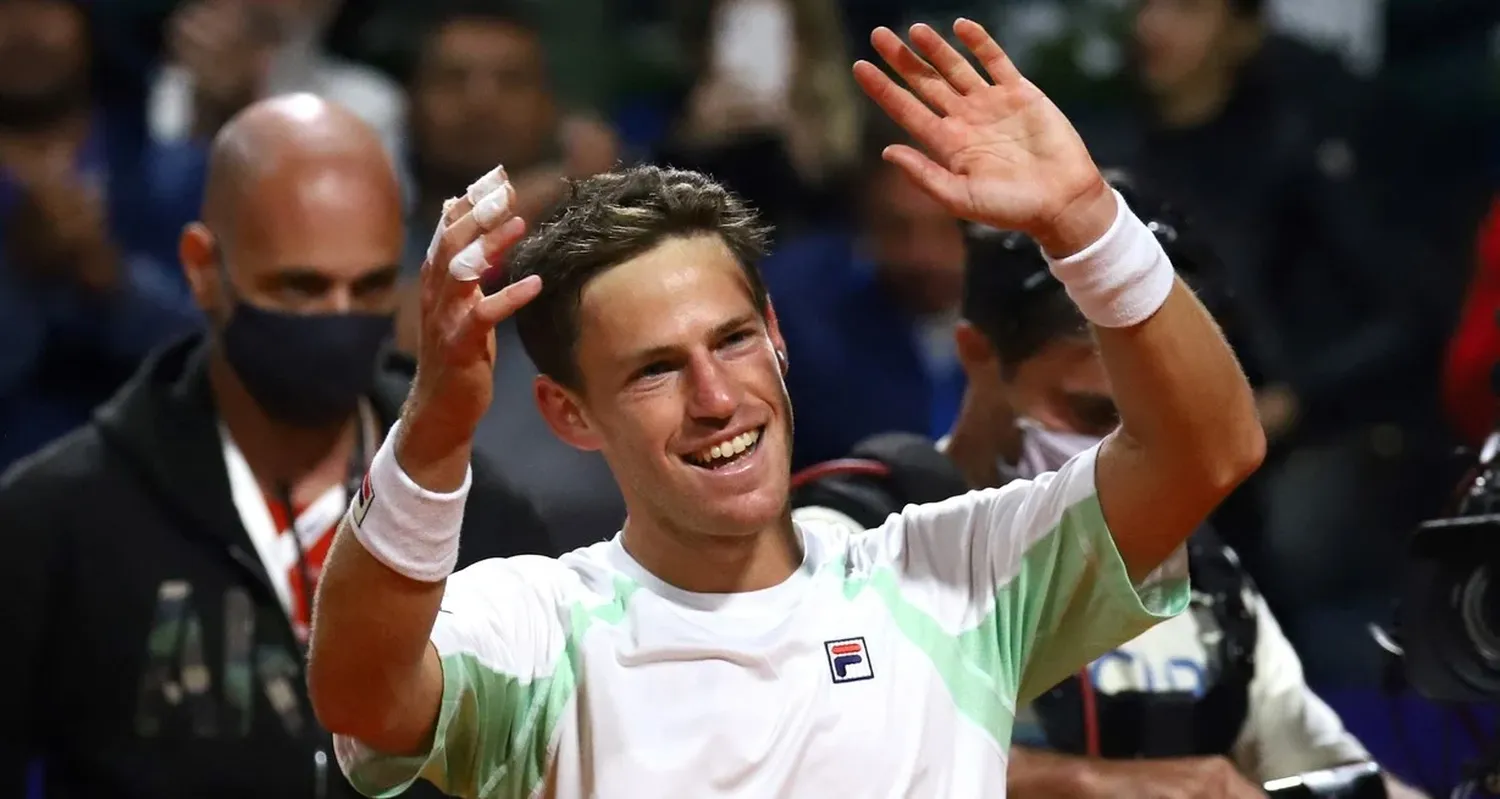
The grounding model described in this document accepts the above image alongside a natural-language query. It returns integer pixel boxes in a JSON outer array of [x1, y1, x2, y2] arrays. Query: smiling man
[[307, 19, 1263, 798]]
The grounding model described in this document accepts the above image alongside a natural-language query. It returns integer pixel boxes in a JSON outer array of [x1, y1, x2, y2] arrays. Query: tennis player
[[307, 19, 1264, 797]]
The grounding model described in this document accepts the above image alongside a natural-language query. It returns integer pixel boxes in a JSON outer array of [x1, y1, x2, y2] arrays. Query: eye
[[635, 360, 673, 380], [721, 329, 756, 347]]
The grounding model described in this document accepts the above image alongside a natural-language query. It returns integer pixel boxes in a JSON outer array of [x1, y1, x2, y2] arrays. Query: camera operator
[[791, 178, 1426, 798]]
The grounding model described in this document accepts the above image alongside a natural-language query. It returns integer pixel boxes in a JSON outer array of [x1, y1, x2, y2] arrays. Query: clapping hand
[[853, 20, 1116, 256]]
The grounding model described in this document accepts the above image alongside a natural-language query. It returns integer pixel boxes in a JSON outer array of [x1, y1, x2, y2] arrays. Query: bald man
[[0, 94, 549, 799]]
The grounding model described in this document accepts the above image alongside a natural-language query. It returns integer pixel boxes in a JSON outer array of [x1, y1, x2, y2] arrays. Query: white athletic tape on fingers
[[448, 238, 487, 281], [1044, 189, 1175, 329], [472, 184, 513, 229], [465, 166, 507, 205], [425, 218, 447, 263], [347, 419, 468, 583]]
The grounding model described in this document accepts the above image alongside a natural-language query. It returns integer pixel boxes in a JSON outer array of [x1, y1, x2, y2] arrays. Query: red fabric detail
[[1443, 197, 1500, 446]]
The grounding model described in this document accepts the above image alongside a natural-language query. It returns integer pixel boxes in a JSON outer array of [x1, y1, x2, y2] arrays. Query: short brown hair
[[509, 165, 773, 389]]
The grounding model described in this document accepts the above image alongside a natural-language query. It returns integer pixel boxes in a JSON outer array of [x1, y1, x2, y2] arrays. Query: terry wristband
[[347, 420, 469, 582], [1043, 188, 1176, 329]]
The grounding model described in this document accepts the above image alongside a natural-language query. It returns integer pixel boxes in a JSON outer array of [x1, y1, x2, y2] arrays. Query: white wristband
[[1043, 189, 1175, 329], [347, 420, 469, 582]]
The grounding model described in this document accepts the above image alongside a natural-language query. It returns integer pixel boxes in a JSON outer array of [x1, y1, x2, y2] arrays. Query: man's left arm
[[854, 19, 1263, 587]]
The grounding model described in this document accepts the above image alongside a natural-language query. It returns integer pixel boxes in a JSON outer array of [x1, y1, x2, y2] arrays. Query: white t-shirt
[[335, 445, 1188, 798], [970, 428, 1370, 780]]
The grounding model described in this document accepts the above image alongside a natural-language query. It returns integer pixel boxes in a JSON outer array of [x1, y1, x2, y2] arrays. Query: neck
[[208, 350, 358, 505], [944, 388, 1021, 490], [621, 512, 801, 594], [1153, 70, 1236, 130]]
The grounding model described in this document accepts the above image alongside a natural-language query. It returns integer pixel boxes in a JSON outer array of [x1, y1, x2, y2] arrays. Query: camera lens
[[1460, 565, 1500, 665]]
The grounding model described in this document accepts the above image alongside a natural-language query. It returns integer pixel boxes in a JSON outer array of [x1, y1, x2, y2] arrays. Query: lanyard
[[274, 408, 372, 632]]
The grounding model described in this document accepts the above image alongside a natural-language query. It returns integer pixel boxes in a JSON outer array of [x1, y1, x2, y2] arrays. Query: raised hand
[[398, 167, 541, 487], [853, 20, 1114, 255]]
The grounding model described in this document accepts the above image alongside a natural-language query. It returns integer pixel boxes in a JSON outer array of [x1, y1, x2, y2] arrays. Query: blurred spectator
[[656, 0, 862, 236], [399, 0, 618, 270], [396, 1, 625, 549], [0, 0, 204, 472], [0, 96, 549, 798], [149, 0, 405, 156], [1093, 0, 1453, 684], [1370, 0, 1500, 308], [1443, 196, 1500, 447], [763, 120, 966, 468]]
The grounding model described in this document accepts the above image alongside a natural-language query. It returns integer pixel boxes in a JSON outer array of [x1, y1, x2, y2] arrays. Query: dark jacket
[[0, 336, 553, 798]]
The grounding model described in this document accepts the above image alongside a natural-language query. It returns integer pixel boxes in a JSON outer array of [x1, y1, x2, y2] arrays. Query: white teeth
[[692, 428, 762, 465]]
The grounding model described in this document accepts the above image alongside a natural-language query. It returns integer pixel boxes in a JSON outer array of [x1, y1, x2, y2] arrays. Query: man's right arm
[[309, 430, 570, 798], [307, 512, 447, 757]]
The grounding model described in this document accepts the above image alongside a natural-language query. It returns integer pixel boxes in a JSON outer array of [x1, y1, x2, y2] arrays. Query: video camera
[[1399, 427, 1500, 704]]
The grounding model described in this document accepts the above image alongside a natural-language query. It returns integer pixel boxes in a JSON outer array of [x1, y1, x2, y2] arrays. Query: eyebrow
[[622, 312, 760, 365], [271, 264, 402, 283]]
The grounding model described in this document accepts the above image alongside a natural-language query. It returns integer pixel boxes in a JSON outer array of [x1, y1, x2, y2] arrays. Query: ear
[[954, 321, 1000, 379], [765, 298, 788, 374], [179, 222, 222, 315], [534, 374, 603, 451]]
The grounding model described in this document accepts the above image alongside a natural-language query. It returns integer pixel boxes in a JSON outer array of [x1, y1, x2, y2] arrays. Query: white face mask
[[1014, 418, 1101, 479]]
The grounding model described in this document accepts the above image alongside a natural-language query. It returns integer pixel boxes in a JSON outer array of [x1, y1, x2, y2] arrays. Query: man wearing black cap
[[791, 177, 1425, 798]]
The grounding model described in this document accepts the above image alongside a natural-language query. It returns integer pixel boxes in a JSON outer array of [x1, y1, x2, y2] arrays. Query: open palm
[[854, 20, 1105, 238]]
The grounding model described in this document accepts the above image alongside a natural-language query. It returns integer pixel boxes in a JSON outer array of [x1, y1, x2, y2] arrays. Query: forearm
[[1098, 281, 1260, 481], [1007, 747, 1110, 798], [307, 423, 469, 753], [308, 526, 445, 753], [1095, 281, 1263, 573]]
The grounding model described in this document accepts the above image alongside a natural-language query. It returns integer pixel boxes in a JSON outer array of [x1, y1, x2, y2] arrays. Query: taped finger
[[465, 165, 508, 205], [448, 216, 526, 281]]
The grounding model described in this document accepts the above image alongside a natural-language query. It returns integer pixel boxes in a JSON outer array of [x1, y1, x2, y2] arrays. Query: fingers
[[882, 145, 966, 210], [470, 274, 543, 329], [954, 18, 1023, 86], [868, 27, 963, 115], [852, 61, 943, 144], [445, 188, 518, 281], [908, 23, 989, 95], [422, 165, 515, 282]]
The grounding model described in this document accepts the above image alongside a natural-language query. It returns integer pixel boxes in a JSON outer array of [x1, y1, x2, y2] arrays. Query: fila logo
[[824, 637, 873, 684], [351, 472, 375, 526]]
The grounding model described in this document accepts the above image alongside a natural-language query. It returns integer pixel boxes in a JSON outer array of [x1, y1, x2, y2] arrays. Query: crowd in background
[[1, 0, 1497, 794]]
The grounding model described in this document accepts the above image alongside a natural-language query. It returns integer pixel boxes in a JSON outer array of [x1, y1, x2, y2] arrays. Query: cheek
[[599, 395, 679, 458]]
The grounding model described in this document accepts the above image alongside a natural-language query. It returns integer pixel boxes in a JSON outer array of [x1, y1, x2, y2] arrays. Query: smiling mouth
[[685, 426, 764, 470]]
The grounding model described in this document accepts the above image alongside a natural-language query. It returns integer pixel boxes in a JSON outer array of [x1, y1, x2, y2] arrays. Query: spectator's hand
[[560, 115, 620, 177], [169, 0, 271, 110], [504, 116, 620, 222], [681, 74, 787, 145], [7, 152, 116, 290], [399, 168, 539, 478], [1256, 384, 1300, 441], [1086, 756, 1264, 799], [854, 21, 1111, 255]]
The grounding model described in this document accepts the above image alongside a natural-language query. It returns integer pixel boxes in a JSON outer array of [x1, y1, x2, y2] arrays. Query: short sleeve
[[334, 556, 577, 799], [870, 444, 1190, 707]]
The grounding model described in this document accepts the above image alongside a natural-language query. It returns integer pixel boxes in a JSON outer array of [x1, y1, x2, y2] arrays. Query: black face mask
[[220, 299, 394, 429]]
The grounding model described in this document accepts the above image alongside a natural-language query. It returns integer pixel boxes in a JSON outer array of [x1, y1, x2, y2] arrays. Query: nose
[[683, 350, 739, 423], [320, 286, 356, 315]]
